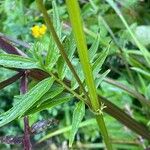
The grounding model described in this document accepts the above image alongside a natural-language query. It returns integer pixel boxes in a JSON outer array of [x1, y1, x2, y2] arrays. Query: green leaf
[[71, 62, 84, 90], [57, 33, 76, 79], [92, 48, 109, 77], [45, 42, 60, 71], [69, 101, 85, 147], [0, 77, 54, 127], [52, 0, 61, 38], [45, 0, 62, 70], [27, 93, 72, 115], [128, 56, 146, 69], [131, 67, 150, 78], [95, 69, 110, 88], [89, 35, 100, 62], [37, 85, 64, 107], [0, 53, 40, 69]]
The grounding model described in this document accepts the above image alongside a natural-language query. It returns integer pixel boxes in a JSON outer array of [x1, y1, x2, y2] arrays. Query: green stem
[[65, 0, 113, 149], [48, 71, 90, 106], [36, 0, 90, 104], [96, 116, 113, 149]]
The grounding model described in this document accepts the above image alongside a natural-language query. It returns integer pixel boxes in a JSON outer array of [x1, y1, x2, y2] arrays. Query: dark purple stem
[[0, 72, 24, 90], [20, 72, 32, 150], [23, 116, 32, 150]]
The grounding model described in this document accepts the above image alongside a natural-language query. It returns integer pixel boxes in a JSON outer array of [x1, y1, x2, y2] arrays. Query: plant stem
[[65, 0, 113, 149], [0, 72, 24, 90], [49, 72, 91, 107], [35, 0, 90, 104], [20, 72, 32, 150], [23, 116, 31, 150]]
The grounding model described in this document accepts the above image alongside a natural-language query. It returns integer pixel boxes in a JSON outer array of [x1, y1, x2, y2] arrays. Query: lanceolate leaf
[[131, 67, 150, 78], [36, 85, 64, 107], [95, 69, 110, 88], [0, 53, 40, 69], [0, 77, 54, 127], [69, 101, 85, 147], [27, 93, 72, 115], [52, 0, 61, 38], [57, 33, 76, 79], [89, 35, 100, 62], [92, 48, 109, 77]]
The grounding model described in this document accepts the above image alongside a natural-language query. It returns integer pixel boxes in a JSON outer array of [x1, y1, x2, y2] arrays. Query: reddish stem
[[20, 72, 32, 150], [0, 72, 24, 90]]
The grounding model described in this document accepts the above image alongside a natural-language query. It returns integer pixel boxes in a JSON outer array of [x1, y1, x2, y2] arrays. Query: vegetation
[[0, 0, 150, 149]]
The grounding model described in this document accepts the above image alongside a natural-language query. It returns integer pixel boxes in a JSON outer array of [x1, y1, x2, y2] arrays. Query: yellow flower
[[31, 25, 40, 38], [31, 24, 47, 38], [39, 24, 47, 35]]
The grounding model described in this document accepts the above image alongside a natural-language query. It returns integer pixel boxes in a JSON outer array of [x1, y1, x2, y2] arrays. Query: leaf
[[36, 85, 64, 107], [89, 35, 100, 62], [92, 48, 109, 77], [27, 93, 72, 115], [71, 62, 84, 90], [0, 53, 40, 69], [128, 56, 146, 69], [45, 41, 60, 71], [52, 0, 61, 38], [57, 33, 76, 79], [95, 69, 110, 88], [131, 67, 150, 78], [66, 1, 102, 114], [69, 101, 85, 147], [0, 77, 54, 127]]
